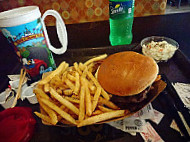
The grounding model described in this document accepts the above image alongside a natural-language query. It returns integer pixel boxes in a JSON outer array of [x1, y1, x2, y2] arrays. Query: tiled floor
[[166, 3, 190, 14]]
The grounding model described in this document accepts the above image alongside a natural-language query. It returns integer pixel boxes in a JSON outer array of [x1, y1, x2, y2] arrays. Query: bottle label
[[109, 1, 134, 19]]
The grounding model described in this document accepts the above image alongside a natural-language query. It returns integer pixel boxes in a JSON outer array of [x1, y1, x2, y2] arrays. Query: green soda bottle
[[109, 0, 135, 46]]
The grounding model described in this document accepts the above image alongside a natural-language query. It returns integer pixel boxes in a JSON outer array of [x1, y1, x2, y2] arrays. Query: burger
[[97, 51, 161, 109]]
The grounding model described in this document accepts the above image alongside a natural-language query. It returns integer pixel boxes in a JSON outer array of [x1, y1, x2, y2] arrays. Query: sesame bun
[[97, 51, 159, 96]]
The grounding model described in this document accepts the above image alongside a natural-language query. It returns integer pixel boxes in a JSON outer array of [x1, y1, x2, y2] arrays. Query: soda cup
[[0, 6, 68, 81], [109, 0, 135, 46]]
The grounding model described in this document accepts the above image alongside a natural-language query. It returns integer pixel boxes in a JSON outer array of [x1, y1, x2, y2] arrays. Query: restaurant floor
[[166, 2, 190, 14]]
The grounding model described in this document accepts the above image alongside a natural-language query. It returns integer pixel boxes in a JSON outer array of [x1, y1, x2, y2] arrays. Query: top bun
[[97, 51, 159, 96]]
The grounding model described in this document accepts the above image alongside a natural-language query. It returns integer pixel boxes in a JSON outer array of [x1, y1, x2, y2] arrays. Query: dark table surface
[[47, 12, 190, 59], [0, 12, 190, 142]]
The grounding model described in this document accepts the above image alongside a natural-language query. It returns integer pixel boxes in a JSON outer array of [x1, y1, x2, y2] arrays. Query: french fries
[[64, 96, 80, 104], [77, 110, 125, 127], [44, 83, 50, 93], [63, 89, 73, 96], [38, 101, 58, 125], [74, 62, 82, 75], [92, 110, 103, 116], [84, 54, 107, 66], [40, 98, 77, 125], [79, 86, 85, 121], [34, 112, 53, 124], [84, 78, 92, 116], [38, 61, 68, 85], [98, 105, 114, 112], [92, 86, 101, 112], [34, 88, 50, 100], [34, 54, 127, 127], [99, 97, 120, 110], [39, 107, 52, 125], [74, 72, 80, 94], [50, 87, 79, 115], [87, 71, 110, 100], [65, 79, 75, 91]]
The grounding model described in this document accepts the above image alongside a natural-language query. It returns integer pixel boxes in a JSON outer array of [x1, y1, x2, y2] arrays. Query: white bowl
[[0, 92, 15, 109], [141, 36, 179, 62], [22, 86, 38, 104]]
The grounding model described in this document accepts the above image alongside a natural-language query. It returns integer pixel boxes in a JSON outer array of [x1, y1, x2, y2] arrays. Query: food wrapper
[[172, 83, 190, 109], [140, 122, 164, 142], [123, 117, 147, 133], [150, 109, 164, 125], [170, 119, 184, 136], [0, 89, 15, 109], [107, 117, 146, 133], [8, 75, 21, 81], [132, 103, 154, 120], [107, 105, 152, 133], [107, 105, 164, 134]]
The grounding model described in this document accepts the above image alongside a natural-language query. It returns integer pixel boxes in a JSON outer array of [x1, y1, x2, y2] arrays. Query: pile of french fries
[[34, 54, 128, 127]]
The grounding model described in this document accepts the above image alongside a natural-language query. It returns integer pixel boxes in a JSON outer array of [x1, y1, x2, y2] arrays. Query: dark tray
[[8, 44, 190, 142], [54, 43, 190, 83]]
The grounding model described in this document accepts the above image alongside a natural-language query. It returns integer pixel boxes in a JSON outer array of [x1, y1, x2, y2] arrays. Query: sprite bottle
[[109, 0, 135, 46]]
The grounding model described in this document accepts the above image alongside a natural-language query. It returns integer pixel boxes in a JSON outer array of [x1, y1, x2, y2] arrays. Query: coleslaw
[[142, 40, 178, 61]]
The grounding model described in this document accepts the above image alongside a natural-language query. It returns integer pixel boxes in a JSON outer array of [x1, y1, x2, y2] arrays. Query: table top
[[47, 12, 190, 59], [0, 12, 190, 142]]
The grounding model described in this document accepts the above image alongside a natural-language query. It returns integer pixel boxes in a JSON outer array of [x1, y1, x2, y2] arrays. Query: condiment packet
[[105, 119, 123, 132], [170, 119, 184, 136], [0, 89, 15, 109], [123, 116, 147, 133], [0, 88, 12, 104], [149, 109, 164, 125], [8, 75, 21, 81], [107, 104, 164, 136], [140, 122, 164, 142], [30, 81, 39, 88], [107, 119, 124, 131], [107, 104, 154, 133], [9, 78, 28, 90], [107, 116, 147, 133], [7, 75, 38, 105], [133, 103, 155, 120], [21, 84, 38, 104], [172, 83, 190, 109]]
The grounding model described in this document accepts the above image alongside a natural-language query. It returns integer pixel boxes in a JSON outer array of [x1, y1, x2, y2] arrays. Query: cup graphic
[[0, 6, 68, 81]]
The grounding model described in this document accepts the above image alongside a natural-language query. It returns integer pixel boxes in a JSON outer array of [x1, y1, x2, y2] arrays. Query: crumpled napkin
[[172, 83, 190, 109]]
